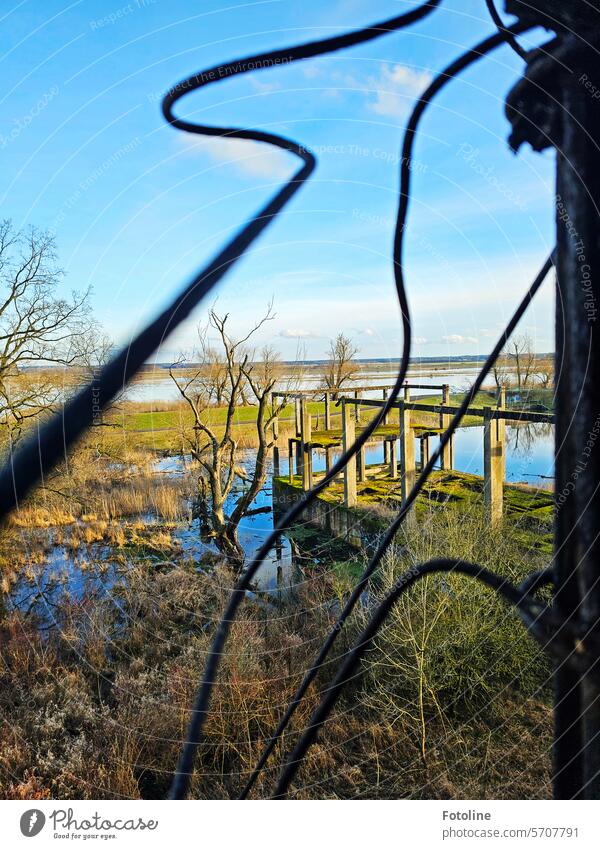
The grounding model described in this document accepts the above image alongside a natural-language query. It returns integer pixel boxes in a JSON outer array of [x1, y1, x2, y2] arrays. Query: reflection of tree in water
[[507, 422, 553, 459]]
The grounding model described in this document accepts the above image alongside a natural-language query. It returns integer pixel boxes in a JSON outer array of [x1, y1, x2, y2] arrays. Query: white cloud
[[250, 77, 279, 94], [442, 334, 479, 345], [279, 328, 322, 339], [176, 134, 290, 179], [367, 64, 432, 119], [414, 336, 428, 345]]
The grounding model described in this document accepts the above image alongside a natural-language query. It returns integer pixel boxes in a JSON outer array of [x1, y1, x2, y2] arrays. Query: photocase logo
[[20, 809, 46, 837]]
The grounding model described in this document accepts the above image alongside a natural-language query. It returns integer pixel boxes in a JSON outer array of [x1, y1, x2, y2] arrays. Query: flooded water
[[310, 422, 554, 485], [8, 414, 552, 628], [123, 365, 491, 403]]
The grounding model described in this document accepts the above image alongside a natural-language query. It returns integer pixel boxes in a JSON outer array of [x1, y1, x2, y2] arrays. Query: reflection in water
[[312, 423, 554, 485]]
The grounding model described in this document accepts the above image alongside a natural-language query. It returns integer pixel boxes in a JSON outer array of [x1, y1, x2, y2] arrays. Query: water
[[123, 366, 490, 403], [308, 422, 554, 485], [8, 420, 552, 626]]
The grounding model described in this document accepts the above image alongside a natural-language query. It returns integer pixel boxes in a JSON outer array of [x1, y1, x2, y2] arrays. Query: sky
[[1, 0, 556, 362]]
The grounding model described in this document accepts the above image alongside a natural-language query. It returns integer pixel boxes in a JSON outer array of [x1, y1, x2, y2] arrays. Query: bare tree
[[169, 306, 288, 561], [508, 333, 536, 392], [492, 357, 513, 390], [0, 220, 97, 442], [321, 332, 359, 398], [534, 357, 554, 389]]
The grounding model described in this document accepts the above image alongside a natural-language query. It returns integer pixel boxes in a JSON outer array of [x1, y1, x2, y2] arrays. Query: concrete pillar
[[355, 389, 362, 422], [357, 444, 366, 482], [383, 439, 390, 464], [288, 438, 295, 482], [496, 385, 506, 481], [420, 435, 430, 470], [272, 416, 280, 478], [300, 402, 312, 491], [484, 407, 504, 526], [295, 439, 303, 479], [325, 446, 332, 473], [342, 401, 357, 507], [388, 440, 398, 480], [404, 385, 411, 402], [399, 402, 416, 508], [440, 384, 453, 470], [324, 391, 331, 430], [294, 397, 301, 437]]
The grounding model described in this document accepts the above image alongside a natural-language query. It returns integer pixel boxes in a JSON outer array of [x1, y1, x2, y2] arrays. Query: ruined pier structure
[[271, 384, 554, 525]]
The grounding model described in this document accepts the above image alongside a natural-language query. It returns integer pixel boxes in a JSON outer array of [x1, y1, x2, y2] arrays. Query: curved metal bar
[[485, 0, 529, 60]]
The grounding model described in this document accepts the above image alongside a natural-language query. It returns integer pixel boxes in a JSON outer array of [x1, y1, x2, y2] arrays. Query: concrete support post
[[325, 446, 332, 473], [355, 390, 362, 422], [357, 444, 366, 482], [440, 384, 453, 470], [399, 402, 416, 511], [324, 392, 331, 430], [420, 435, 430, 470], [300, 402, 313, 491], [294, 397, 301, 437], [342, 401, 357, 508], [383, 439, 390, 464], [388, 440, 398, 480], [496, 384, 507, 481], [272, 416, 280, 478], [484, 407, 504, 526], [288, 438, 295, 482]]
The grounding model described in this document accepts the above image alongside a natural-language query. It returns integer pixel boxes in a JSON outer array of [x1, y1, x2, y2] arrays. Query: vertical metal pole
[[553, 41, 600, 799]]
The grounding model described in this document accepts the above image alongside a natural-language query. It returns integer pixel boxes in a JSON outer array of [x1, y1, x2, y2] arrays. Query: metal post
[[506, 1, 600, 798]]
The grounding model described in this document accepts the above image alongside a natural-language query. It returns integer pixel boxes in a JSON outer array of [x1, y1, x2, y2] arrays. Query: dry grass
[[0, 521, 553, 801]]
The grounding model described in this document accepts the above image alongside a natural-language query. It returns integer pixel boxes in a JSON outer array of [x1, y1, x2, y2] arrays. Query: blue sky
[[1, 0, 556, 361]]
